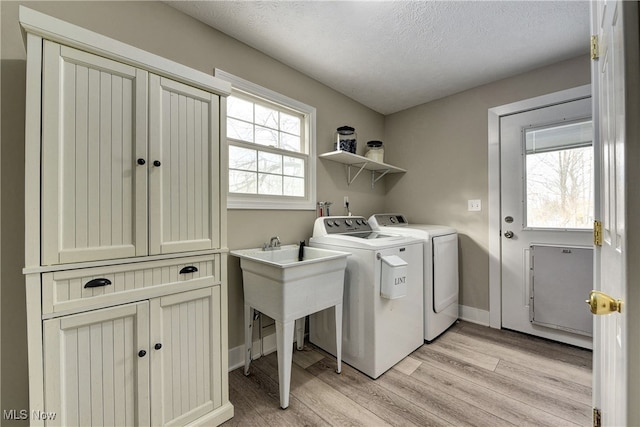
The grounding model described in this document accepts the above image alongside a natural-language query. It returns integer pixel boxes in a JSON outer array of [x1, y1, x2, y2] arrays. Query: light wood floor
[[224, 321, 592, 426]]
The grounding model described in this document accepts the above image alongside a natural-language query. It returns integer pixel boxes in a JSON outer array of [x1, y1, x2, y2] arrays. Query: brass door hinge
[[591, 35, 600, 60], [594, 220, 603, 246], [593, 407, 602, 427]]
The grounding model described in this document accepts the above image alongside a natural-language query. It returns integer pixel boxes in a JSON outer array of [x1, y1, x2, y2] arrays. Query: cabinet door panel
[[43, 302, 150, 426], [149, 75, 220, 255], [42, 41, 148, 265], [150, 287, 222, 426]]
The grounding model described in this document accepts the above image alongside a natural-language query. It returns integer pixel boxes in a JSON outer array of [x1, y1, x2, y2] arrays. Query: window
[[215, 70, 316, 210], [524, 120, 593, 229]]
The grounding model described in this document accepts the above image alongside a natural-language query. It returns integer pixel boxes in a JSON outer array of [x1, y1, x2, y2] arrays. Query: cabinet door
[[150, 287, 223, 426], [43, 302, 151, 426], [41, 41, 148, 265], [148, 75, 220, 255]]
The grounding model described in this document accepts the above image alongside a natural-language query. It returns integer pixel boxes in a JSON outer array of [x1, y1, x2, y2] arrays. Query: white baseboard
[[458, 304, 491, 326], [228, 331, 279, 372], [228, 344, 245, 371]]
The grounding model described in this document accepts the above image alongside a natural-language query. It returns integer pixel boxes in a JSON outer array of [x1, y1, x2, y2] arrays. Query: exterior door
[[148, 75, 220, 255], [149, 287, 223, 426], [41, 41, 148, 265], [500, 97, 593, 348], [43, 302, 150, 426], [592, 0, 637, 424]]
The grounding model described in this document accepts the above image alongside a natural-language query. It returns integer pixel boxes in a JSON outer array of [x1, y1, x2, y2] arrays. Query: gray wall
[[383, 55, 591, 311], [0, 0, 590, 421]]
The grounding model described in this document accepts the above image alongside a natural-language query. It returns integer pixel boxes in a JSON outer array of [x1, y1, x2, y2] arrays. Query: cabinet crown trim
[[19, 6, 231, 97]]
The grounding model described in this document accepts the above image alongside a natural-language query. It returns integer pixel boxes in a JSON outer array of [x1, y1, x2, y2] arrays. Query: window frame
[[522, 119, 594, 231], [215, 69, 316, 210]]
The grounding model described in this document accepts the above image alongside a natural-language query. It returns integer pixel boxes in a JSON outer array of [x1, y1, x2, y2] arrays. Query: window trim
[[215, 69, 316, 210], [522, 119, 594, 231]]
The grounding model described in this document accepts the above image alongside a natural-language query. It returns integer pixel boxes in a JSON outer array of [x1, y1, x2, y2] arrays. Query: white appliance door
[[432, 234, 459, 313]]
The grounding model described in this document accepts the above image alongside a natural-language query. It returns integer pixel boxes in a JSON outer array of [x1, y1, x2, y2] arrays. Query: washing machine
[[369, 213, 459, 342], [309, 216, 424, 379]]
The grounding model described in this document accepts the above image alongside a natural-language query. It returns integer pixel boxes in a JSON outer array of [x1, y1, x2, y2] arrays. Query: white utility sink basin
[[231, 245, 349, 320], [231, 244, 349, 409]]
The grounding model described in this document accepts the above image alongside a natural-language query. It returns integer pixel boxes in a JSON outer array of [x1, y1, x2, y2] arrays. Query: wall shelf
[[319, 150, 406, 188]]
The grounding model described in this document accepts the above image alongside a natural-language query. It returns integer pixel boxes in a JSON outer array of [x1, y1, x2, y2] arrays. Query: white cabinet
[[43, 288, 224, 427], [43, 302, 151, 427], [150, 288, 223, 426], [41, 41, 149, 265], [21, 6, 233, 427], [41, 41, 222, 266], [149, 75, 220, 256]]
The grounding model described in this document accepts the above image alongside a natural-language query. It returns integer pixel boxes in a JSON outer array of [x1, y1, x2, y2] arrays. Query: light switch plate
[[468, 199, 481, 211]]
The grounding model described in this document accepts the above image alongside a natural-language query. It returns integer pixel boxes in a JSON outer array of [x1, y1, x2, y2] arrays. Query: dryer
[[369, 214, 459, 342], [309, 216, 423, 379]]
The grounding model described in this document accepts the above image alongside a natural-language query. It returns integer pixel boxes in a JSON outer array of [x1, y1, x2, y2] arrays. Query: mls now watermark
[[3, 409, 57, 421]]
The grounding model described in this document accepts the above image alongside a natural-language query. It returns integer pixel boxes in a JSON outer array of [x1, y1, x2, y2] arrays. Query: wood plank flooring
[[223, 321, 592, 426]]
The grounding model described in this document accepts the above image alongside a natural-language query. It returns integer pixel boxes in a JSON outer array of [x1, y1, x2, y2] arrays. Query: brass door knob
[[586, 290, 623, 315]]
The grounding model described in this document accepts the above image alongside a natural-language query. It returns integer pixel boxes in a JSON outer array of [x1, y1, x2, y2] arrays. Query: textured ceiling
[[168, 1, 590, 115]]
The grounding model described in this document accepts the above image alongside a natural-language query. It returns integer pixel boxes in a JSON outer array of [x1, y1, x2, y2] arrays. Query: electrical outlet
[[344, 196, 349, 208], [468, 199, 481, 211]]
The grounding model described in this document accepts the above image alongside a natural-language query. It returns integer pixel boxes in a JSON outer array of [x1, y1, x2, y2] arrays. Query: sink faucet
[[263, 236, 281, 251]]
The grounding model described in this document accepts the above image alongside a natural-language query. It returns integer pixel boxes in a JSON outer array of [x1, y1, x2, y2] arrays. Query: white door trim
[[487, 84, 591, 329]]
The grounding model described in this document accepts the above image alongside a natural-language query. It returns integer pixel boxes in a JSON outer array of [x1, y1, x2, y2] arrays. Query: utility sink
[[231, 245, 350, 320], [231, 244, 349, 409]]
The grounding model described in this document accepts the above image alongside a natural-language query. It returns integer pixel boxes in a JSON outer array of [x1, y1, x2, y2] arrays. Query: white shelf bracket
[[371, 169, 391, 188], [320, 150, 405, 188], [346, 163, 368, 186]]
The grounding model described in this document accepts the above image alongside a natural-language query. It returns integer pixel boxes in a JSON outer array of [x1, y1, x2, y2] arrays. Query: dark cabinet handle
[[154, 343, 162, 350], [137, 158, 146, 165], [153, 160, 161, 167], [84, 278, 112, 289], [138, 350, 146, 358], [179, 266, 198, 274]]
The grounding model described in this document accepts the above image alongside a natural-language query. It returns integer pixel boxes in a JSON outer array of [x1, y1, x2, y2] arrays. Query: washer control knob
[[345, 219, 353, 226], [362, 219, 368, 225], [356, 219, 363, 225], [326, 220, 334, 227], [334, 220, 342, 226]]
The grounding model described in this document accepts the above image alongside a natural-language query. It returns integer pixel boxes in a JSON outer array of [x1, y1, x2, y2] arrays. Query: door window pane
[[525, 121, 593, 229]]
